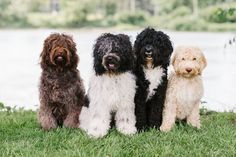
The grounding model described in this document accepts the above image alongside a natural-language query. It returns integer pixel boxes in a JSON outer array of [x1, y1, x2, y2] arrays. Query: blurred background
[[0, 0, 235, 112], [1, 0, 236, 30]]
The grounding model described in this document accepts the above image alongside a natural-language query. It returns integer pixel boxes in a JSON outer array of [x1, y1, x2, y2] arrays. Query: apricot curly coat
[[38, 33, 85, 130], [160, 46, 207, 132]]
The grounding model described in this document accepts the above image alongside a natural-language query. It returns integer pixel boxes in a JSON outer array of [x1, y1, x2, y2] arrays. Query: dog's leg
[[64, 88, 85, 128], [135, 96, 147, 131], [148, 74, 168, 129], [116, 105, 137, 135], [87, 107, 111, 138], [187, 103, 200, 128], [38, 104, 57, 130], [64, 104, 81, 128], [79, 106, 90, 131], [148, 80, 167, 129], [160, 102, 176, 132]]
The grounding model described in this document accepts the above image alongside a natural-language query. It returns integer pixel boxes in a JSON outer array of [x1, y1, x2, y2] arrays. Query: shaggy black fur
[[93, 33, 135, 75], [134, 27, 173, 131]]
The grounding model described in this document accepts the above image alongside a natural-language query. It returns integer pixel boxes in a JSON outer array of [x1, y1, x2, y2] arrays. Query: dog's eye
[[193, 58, 196, 61], [182, 58, 185, 60]]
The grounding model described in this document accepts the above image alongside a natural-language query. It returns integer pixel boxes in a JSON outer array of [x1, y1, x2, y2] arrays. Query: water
[[0, 29, 235, 112]]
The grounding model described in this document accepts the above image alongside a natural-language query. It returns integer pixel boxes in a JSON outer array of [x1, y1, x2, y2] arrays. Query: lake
[[0, 29, 235, 112]]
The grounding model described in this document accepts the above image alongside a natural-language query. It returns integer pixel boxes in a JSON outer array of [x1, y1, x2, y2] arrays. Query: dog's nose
[[107, 56, 114, 61], [186, 68, 192, 73], [145, 45, 153, 53]]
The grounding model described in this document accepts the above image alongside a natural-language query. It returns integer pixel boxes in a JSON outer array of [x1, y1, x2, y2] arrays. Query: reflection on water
[[0, 29, 235, 112]]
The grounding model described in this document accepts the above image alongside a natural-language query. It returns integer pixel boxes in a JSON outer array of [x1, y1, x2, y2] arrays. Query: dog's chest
[[89, 72, 136, 108], [42, 76, 77, 103], [143, 66, 164, 100], [175, 77, 203, 110]]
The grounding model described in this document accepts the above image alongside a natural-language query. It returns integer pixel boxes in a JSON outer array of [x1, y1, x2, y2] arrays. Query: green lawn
[[0, 110, 235, 157]]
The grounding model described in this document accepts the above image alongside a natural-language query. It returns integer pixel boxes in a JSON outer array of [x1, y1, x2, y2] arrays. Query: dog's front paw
[[87, 127, 108, 138], [117, 125, 137, 135], [64, 118, 79, 128], [41, 123, 57, 131], [39, 115, 58, 131], [189, 122, 201, 129], [187, 118, 201, 129], [160, 125, 172, 132]]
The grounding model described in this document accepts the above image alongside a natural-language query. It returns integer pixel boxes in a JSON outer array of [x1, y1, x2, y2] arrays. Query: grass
[[0, 109, 235, 157]]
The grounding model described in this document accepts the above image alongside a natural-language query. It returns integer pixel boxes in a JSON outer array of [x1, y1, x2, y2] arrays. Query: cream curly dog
[[160, 46, 207, 132]]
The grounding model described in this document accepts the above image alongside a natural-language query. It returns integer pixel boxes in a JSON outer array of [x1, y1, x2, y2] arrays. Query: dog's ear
[[171, 46, 184, 66], [192, 46, 207, 72], [133, 30, 145, 59], [156, 31, 173, 66], [117, 34, 130, 42], [117, 34, 135, 70], [200, 51, 207, 71], [63, 34, 78, 69], [40, 34, 55, 69], [170, 51, 177, 66], [93, 35, 106, 75]]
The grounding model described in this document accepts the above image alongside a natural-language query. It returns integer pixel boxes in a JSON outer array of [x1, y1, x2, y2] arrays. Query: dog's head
[[40, 33, 78, 70], [171, 46, 207, 78], [134, 27, 173, 69], [93, 33, 134, 75]]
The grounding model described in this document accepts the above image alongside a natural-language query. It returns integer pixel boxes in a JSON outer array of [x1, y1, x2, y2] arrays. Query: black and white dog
[[80, 33, 137, 138], [134, 27, 173, 131]]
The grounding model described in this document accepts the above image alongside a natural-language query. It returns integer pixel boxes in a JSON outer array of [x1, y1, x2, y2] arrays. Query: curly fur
[[38, 33, 85, 130], [160, 46, 207, 132], [93, 33, 135, 75], [79, 33, 137, 138], [134, 27, 173, 131]]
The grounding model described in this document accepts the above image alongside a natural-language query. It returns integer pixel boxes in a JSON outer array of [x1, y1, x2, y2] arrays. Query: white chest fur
[[88, 71, 136, 110], [143, 66, 164, 100]]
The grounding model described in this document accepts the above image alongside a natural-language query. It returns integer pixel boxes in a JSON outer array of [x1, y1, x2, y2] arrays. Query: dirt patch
[[231, 119, 236, 126]]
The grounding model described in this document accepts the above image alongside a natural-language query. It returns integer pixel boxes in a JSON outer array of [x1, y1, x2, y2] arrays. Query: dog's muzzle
[[50, 47, 71, 66], [144, 45, 153, 59], [102, 54, 120, 71]]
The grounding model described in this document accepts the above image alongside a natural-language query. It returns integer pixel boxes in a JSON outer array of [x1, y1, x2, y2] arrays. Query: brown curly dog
[[38, 33, 85, 130]]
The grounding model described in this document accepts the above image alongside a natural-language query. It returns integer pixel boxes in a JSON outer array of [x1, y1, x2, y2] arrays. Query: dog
[[160, 46, 207, 132], [79, 33, 137, 138], [134, 27, 173, 131], [38, 33, 85, 130]]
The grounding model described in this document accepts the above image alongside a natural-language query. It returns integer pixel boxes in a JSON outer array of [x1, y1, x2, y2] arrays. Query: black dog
[[134, 27, 173, 131]]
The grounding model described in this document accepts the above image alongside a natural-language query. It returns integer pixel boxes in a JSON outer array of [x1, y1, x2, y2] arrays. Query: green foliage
[[205, 6, 236, 24], [200, 2, 236, 23], [198, 0, 235, 8], [105, 2, 117, 16], [0, 0, 10, 11], [169, 6, 192, 18], [156, 0, 192, 15], [27, 0, 49, 12], [0, 0, 236, 31], [170, 17, 208, 31], [118, 11, 147, 25], [0, 111, 235, 156], [0, 0, 29, 27], [64, 7, 88, 27], [60, 0, 88, 27], [203, 7, 236, 23], [0, 102, 4, 110]]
